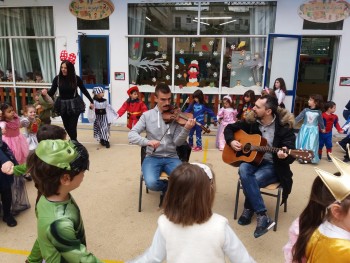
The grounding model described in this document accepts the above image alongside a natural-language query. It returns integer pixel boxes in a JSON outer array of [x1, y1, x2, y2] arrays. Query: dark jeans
[[239, 160, 278, 213], [339, 135, 350, 159], [61, 113, 80, 140], [0, 187, 12, 217]]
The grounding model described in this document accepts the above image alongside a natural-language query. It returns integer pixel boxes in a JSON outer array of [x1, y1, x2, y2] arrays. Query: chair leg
[[273, 187, 282, 231], [284, 200, 287, 213], [138, 174, 143, 212], [233, 180, 241, 220]]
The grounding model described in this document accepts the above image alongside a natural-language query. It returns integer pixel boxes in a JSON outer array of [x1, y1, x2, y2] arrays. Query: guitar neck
[[250, 146, 289, 154]]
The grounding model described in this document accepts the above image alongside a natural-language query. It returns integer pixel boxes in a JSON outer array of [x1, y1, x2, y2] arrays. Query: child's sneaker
[[193, 146, 202, 152], [327, 154, 332, 162], [318, 153, 322, 160], [105, 141, 110, 148]]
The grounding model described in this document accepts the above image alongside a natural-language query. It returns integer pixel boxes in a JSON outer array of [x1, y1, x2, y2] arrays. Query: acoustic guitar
[[222, 130, 314, 167]]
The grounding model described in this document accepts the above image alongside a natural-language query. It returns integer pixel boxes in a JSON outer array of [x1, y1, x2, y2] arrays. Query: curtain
[[5, 9, 33, 80], [31, 8, 55, 82], [0, 12, 8, 73], [128, 6, 146, 83], [249, 5, 276, 84]]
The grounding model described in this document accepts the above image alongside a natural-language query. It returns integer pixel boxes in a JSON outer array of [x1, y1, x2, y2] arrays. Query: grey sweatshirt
[[128, 105, 190, 158]]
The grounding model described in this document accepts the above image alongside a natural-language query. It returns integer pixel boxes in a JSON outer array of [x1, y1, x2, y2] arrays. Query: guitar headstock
[[290, 149, 314, 163]]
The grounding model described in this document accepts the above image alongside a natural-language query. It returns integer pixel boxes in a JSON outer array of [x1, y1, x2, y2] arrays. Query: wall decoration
[[339, 77, 350, 86], [69, 0, 114, 20], [298, 0, 350, 23], [115, 72, 125, 80]]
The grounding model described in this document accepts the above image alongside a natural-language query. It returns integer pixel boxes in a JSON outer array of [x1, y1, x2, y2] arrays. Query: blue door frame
[[78, 35, 110, 123], [264, 33, 302, 113]]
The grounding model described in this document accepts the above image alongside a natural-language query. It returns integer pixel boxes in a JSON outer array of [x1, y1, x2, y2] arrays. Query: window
[[303, 20, 343, 30], [77, 17, 110, 30], [186, 17, 192, 23], [0, 7, 55, 83], [175, 17, 181, 29]]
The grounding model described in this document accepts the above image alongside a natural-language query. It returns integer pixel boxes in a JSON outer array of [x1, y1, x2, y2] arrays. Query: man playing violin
[[128, 83, 195, 205], [224, 95, 296, 238]]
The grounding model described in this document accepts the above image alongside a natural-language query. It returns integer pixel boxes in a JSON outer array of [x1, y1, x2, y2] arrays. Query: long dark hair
[[0, 102, 13, 121], [292, 175, 350, 262], [273, 78, 287, 93], [58, 60, 77, 89], [192, 89, 205, 105], [243, 90, 256, 105]]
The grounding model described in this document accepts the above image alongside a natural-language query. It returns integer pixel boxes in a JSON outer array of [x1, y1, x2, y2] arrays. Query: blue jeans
[[239, 160, 278, 213], [142, 156, 182, 193]]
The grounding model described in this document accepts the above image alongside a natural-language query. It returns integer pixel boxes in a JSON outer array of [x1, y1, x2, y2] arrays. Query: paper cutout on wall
[[153, 40, 159, 47], [202, 44, 209, 51], [179, 58, 185, 65], [134, 42, 140, 49]]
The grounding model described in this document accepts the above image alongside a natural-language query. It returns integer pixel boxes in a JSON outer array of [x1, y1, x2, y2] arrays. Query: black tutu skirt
[[54, 96, 86, 116]]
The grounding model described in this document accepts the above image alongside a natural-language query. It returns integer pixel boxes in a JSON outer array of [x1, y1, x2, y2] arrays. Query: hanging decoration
[[298, 0, 350, 23], [69, 0, 114, 20]]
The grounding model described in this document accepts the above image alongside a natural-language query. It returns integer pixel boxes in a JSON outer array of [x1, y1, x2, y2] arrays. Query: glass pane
[[222, 37, 266, 94], [77, 17, 110, 30], [129, 37, 173, 88], [0, 39, 10, 81], [303, 20, 343, 30], [128, 3, 198, 35], [0, 7, 54, 36], [173, 37, 221, 93], [200, 2, 276, 35], [80, 36, 109, 85]]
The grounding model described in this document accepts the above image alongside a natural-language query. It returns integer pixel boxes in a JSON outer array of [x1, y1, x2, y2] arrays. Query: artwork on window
[[115, 72, 125, 80]]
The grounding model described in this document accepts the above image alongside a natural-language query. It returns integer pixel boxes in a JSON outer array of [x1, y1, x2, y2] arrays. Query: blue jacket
[[185, 103, 217, 124]]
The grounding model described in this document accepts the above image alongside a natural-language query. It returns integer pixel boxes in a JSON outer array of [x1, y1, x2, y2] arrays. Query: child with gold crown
[[283, 148, 350, 262]]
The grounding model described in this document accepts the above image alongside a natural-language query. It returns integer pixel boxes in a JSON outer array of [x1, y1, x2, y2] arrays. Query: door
[[264, 34, 302, 113], [295, 36, 339, 116], [79, 35, 110, 123]]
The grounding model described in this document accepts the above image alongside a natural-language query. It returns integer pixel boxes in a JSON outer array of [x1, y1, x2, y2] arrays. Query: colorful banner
[[298, 0, 350, 23], [69, 0, 114, 20]]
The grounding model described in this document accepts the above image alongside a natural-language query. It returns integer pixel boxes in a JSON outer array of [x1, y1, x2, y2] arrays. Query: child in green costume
[[25, 140, 102, 263]]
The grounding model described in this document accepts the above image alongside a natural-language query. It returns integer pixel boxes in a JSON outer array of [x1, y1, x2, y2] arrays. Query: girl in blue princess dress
[[295, 94, 325, 164], [185, 89, 217, 152]]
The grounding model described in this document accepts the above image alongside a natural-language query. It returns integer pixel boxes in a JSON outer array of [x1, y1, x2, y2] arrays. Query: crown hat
[[314, 152, 350, 202]]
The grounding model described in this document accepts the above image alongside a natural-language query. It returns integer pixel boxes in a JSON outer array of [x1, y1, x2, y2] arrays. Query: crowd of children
[[2, 77, 350, 262]]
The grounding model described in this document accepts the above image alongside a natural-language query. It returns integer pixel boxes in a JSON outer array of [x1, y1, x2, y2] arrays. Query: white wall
[[2, 0, 350, 125]]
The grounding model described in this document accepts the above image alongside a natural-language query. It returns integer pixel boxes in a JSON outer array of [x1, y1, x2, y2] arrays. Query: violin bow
[[153, 96, 189, 153]]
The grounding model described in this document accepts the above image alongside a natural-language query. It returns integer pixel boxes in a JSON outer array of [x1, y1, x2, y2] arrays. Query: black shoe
[[318, 154, 322, 160], [343, 157, 350, 163], [105, 141, 110, 148], [238, 208, 254, 225], [254, 214, 275, 238], [23, 174, 32, 181], [327, 154, 332, 162], [3, 215, 17, 227], [100, 139, 106, 146]]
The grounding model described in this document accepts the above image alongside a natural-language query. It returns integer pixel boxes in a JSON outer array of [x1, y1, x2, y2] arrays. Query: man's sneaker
[[254, 214, 275, 238], [238, 208, 254, 225], [327, 154, 332, 162], [336, 142, 346, 153]]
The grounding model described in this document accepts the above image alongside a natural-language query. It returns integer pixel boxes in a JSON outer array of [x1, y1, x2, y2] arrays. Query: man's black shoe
[[3, 215, 17, 227], [238, 208, 254, 225]]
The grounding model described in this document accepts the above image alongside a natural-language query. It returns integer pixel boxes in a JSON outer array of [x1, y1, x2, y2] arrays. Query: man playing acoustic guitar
[[224, 95, 296, 238]]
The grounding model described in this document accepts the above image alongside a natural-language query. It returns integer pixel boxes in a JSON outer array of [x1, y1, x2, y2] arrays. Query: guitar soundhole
[[242, 143, 252, 154]]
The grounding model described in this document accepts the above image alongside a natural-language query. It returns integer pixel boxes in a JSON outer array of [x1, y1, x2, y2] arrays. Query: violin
[[162, 105, 211, 134]]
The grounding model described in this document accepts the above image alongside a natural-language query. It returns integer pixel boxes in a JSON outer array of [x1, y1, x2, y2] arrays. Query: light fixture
[[146, 16, 151, 21], [219, 20, 237, 26], [195, 16, 232, 20], [193, 19, 210, 26]]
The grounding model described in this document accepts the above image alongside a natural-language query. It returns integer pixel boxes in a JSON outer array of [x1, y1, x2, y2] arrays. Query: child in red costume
[[117, 86, 148, 129]]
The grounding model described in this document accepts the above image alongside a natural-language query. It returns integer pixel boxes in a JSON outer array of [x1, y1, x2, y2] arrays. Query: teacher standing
[[44, 57, 94, 141]]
